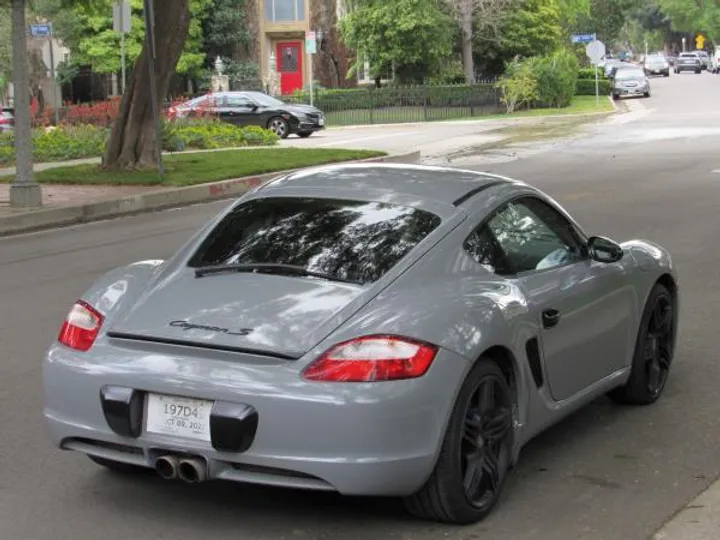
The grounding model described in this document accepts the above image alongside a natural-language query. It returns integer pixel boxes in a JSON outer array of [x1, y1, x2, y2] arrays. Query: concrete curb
[[0, 150, 420, 237]]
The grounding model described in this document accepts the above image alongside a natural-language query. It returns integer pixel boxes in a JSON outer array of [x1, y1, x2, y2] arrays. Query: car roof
[[255, 163, 521, 212]]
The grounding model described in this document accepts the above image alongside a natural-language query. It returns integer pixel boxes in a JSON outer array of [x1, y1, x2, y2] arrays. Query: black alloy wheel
[[404, 358, 514, 524], [608, 283, 675, 405]]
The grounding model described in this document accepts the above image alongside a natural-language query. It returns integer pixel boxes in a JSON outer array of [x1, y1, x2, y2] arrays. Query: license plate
[[318, 117, 325, 126], [145, 393, 213, 442]]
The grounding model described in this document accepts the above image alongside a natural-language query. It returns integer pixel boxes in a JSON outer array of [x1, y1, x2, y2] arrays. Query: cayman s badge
[[169, 320, 254, 336]]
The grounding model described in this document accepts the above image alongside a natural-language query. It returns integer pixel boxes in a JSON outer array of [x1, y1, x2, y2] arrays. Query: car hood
[[281, 103, 322, 116], [107, 270, 364, 359]]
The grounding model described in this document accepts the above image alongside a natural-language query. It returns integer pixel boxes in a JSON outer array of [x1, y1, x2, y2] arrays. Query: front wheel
[[612, 93, 619, 101], [267, 117, 290, 139], [403, 357, 514, 524], [608, 283, 676, 406]]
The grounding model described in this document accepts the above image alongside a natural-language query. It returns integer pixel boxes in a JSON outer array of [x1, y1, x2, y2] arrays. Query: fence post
[[423, 84, 429, 121]]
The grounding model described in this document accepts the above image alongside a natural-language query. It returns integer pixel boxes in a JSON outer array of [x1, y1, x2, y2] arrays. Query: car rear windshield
[[616, 68, 644, 79], [187, 197, 442, 284]]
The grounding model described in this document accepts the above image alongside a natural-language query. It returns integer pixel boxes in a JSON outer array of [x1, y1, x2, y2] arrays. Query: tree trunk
[[103, 0, 191, 170], [460, 0, 476, 84]]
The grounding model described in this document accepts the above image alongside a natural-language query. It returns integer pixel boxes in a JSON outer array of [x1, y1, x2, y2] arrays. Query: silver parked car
[[612, 66, 652, 99], [43, 164, 679, 524]]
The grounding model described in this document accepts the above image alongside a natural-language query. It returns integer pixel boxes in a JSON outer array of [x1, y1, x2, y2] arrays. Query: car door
[[218, 94, 260, 127], [481, 196, 635, 402]]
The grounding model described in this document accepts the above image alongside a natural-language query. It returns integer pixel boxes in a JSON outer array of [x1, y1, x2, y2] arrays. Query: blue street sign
[[30, 24, 52, 38], [571, 33, 596, 44]]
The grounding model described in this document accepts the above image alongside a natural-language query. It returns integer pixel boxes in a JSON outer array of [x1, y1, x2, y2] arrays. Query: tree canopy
[[33, 0, 210, 75], [338, 0, 456, 84]]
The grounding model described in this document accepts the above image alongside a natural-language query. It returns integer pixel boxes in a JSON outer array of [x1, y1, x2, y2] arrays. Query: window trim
[[462, 195, 590, 278], [265, 0, 305, 22]]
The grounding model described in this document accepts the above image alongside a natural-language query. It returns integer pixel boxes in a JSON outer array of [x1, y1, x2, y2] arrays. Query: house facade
[[255, 0, 357, 94]]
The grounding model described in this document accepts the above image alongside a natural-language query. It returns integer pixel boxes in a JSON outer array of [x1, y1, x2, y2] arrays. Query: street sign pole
[[305, 31, 316, 106], [585, 39, 606, 108], [113, 1, 131, 94]]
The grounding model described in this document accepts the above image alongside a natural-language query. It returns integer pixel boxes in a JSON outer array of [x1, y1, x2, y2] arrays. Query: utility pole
[[9, 0, 42, 208]]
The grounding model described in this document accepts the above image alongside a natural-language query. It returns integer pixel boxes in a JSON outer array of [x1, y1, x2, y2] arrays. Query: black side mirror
[[587, 236, 624, 263]]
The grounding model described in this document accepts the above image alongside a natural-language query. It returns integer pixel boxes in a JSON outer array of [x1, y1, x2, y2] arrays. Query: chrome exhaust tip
[[177, 457, 207, 483], [154, 455, 179, 480]]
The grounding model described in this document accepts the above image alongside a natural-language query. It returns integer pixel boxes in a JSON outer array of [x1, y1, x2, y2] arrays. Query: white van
[[712, 48, 720, 73]]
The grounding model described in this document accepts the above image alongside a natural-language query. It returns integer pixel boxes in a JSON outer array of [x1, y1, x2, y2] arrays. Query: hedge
[[283, 84, 500, 111], [575, 78, 611, 95], [0, 120, 279, 165]]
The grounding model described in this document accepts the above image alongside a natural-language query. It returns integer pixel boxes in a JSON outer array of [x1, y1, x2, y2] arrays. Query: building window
[[265, 0, 305, 22]]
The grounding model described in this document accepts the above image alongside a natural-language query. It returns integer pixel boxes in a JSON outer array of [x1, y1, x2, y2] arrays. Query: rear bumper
[[43, 341, 470, 496]]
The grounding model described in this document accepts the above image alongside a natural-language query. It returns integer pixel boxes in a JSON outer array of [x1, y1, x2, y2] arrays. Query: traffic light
[[696, 34, 705, 50]]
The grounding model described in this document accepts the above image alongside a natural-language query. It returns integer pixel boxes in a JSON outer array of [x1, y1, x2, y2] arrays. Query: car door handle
[[542, 309, 561, 329]]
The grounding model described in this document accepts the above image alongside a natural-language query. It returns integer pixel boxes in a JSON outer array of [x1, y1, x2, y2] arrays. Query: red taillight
[[57, 300, 104, 352], [302, 335, 438, 382]]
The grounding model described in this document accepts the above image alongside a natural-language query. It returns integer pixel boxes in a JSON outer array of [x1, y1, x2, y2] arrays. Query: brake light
[[58, 300, 104, 351], [303, 335, 438, 382]]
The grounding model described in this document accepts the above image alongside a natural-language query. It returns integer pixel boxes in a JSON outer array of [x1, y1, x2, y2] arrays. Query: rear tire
[[608, 283, 676, 406], [403, 357, 514, 524], [88, 455, 149, 474], [612, 93, 619, 101]]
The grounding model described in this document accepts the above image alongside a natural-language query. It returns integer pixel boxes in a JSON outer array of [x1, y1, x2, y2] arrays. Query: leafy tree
[[0, 6, 10, 88], [658, 0, 720, 43], [339, 0, 455, 84], [474, 0, 564, 76], [578, 0, 638, 45], [34, 0, 210, 76], [444, 0, 513, 84]]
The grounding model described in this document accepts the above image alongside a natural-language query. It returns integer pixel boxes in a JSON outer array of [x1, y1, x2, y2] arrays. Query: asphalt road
[[2, 71, 720, 540]]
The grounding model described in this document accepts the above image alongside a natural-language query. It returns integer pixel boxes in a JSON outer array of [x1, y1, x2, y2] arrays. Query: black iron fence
[[283, 82, 503, 126]]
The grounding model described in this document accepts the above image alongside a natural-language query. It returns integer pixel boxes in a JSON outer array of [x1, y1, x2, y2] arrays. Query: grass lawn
[[326, 95, 614, 126], [2, 148, 387, 187]]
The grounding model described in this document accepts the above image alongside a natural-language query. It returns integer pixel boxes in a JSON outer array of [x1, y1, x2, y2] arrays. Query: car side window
[[485, 197, 585, 274], [226, 95, 254, 109], [463, 225, 514, 275]]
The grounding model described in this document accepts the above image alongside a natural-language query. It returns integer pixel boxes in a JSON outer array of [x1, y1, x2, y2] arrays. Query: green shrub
[[577, 67, 602, 79], [529, 49, 579, 108], [0, 125, 109, 166], [496, 58, 539, 113], [284, 83, 499, 112], [0, 120, 279, 165], [575, 78, 611, 95], [162, 119, 278, 152]]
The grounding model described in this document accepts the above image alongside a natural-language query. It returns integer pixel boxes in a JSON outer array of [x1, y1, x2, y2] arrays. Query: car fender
[[77, 259, 167, 328]]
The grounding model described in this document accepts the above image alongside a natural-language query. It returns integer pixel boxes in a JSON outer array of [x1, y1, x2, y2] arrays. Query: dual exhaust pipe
[[154, 455, 207, 483]]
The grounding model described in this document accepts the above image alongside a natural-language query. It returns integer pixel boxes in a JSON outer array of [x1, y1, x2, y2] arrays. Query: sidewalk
[[652, 477, 720, 539], [0, 150, 420, 236]]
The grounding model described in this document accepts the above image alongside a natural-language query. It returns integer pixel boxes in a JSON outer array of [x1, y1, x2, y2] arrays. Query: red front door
[[276, 42, 303, 95]]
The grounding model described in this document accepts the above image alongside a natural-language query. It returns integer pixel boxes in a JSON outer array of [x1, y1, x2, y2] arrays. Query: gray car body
[[43, 164, 678, 497]]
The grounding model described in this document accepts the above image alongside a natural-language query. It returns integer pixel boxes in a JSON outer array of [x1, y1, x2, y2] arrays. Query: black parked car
[[168, 91, 326, 139]]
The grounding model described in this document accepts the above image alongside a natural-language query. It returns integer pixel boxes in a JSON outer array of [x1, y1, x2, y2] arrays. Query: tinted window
[[188, 197, 442, 284], [226, 95, 254, 108], [484, 198, 584, 274], [616, 69, 644, 79], [464, 225, 513, 275]]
